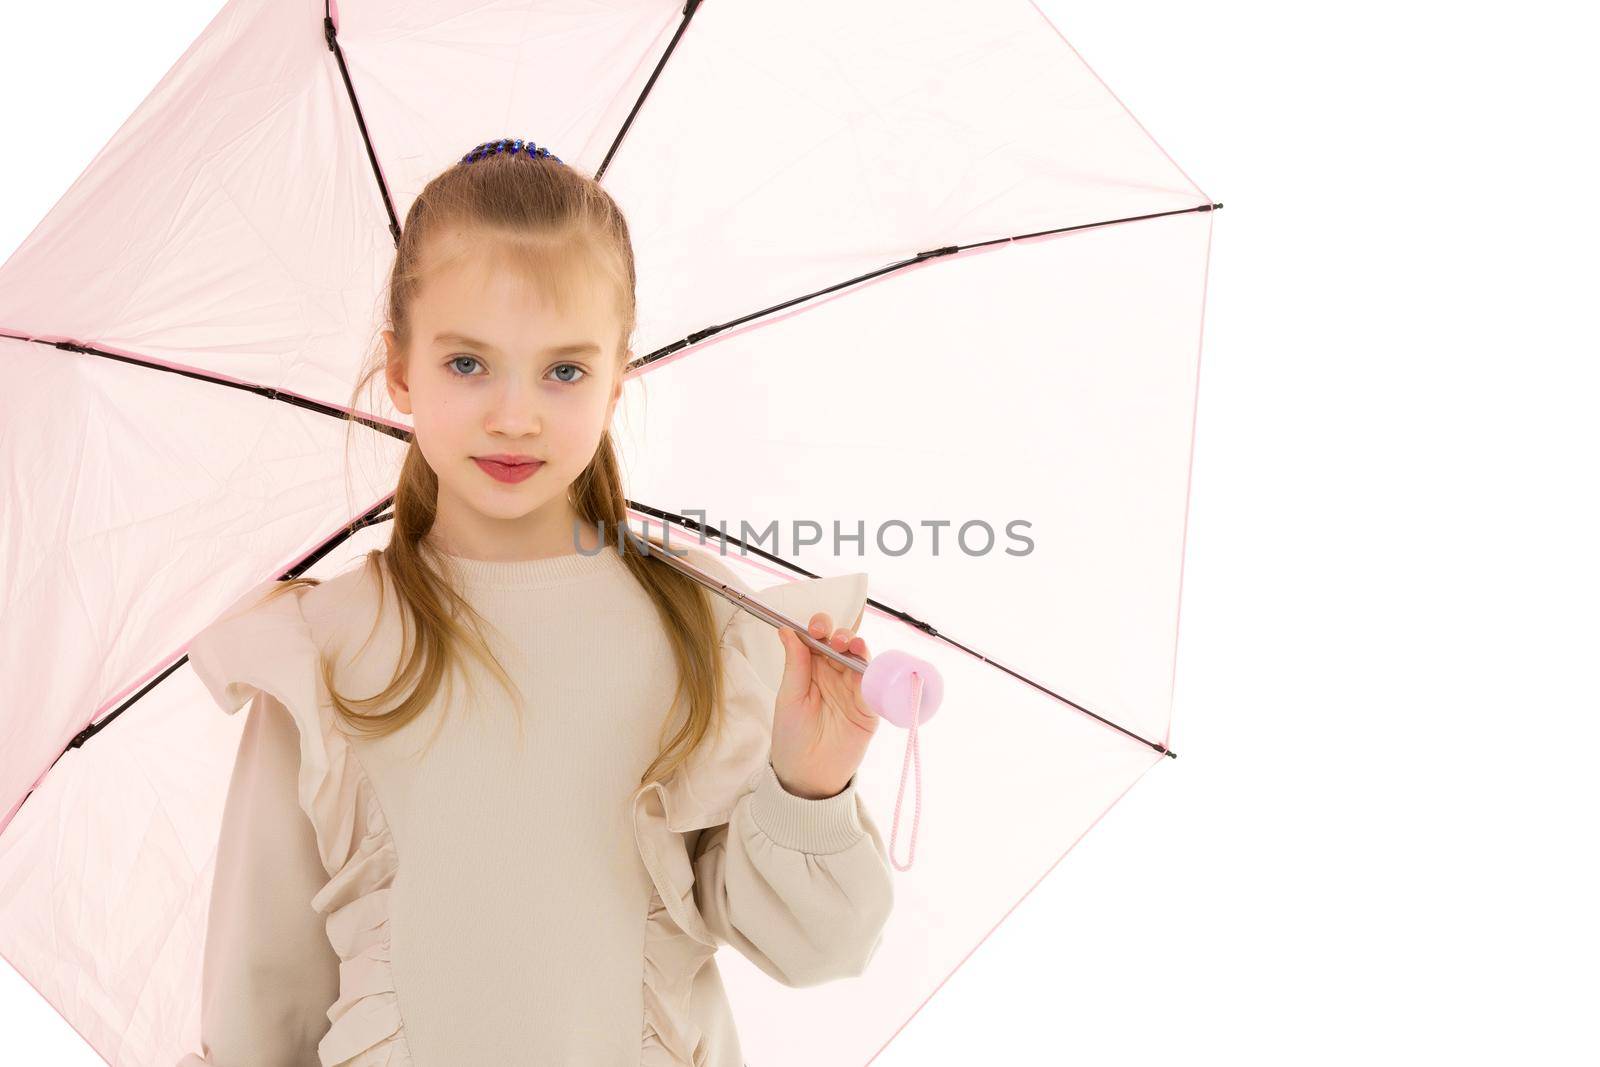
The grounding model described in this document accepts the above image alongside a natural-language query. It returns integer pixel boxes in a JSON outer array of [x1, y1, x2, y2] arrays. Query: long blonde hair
[[259, 147, 726, 792]]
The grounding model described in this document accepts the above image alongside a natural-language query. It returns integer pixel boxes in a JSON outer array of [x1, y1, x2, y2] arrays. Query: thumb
[[775, 626, 812, 708]]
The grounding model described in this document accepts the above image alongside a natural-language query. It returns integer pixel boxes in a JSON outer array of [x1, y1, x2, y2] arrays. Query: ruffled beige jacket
[[175, 549, 894, 1066]]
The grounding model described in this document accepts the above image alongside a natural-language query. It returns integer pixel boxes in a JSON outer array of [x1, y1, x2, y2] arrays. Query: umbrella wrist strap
[[888, 671, 924, 872]]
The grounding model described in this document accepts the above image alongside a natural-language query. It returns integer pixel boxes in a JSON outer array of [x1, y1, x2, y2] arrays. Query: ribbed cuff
[[750, 760, 865, 855]]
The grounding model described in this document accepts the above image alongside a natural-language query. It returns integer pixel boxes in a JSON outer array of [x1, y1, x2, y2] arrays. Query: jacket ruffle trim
[[187, 576, 413, 1067], [631, 554, 869, 1064], [190, 556, 867, 1067]]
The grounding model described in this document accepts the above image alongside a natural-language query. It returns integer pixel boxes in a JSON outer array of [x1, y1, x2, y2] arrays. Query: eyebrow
[[432, 331, 601, 358]]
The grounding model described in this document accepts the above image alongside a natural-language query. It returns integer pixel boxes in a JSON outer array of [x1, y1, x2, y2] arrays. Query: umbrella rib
[[325, 0, 708, 239], [0, 334, 410, 441], [323, 6, 403, 246], [625, 201, 1224, 375], [73, 493, 395, 754], [625, 501, 1179, 760], [7, 495, 401, 832], [596, 0, 708, 184]]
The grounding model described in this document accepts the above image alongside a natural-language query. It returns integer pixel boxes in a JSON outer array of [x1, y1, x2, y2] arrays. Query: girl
[[178, 140, 895, 1066]]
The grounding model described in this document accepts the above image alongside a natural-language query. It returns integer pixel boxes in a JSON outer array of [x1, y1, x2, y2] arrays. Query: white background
[[2, 1, 1596, 1064]]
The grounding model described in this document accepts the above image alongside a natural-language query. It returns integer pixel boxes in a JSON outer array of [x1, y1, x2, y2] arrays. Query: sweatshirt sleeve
[[178, 691, 340, 1066], [690, 758, 895, 988]]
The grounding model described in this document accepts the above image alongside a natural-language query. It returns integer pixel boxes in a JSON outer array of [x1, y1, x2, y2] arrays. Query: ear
[[383, 330, 412, 416]]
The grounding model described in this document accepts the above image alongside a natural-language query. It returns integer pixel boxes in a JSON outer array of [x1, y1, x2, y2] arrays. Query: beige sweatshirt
[[176, 543, 894, 1066]]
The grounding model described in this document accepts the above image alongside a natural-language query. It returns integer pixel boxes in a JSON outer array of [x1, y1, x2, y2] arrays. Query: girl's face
[[383, 244, 625, 561]]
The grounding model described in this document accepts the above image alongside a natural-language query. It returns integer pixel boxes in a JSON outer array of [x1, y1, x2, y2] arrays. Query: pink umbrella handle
[[666, 544, 945, 870], [861, 649, 942, 728], [861, 651, 941, 872]]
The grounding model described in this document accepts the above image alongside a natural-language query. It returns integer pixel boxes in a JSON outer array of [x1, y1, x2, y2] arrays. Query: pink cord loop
[[887, 671, 924, 872]]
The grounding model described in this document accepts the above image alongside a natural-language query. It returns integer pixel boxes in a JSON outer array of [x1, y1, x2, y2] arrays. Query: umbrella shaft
[[637, 539, 869, 674]]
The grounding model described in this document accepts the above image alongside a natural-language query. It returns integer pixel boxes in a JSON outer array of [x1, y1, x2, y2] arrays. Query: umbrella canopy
[[0, 0, 1217, 1063]]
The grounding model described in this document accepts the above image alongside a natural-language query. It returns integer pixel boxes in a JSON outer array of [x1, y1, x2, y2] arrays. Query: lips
[[473, 457, 544, 484]]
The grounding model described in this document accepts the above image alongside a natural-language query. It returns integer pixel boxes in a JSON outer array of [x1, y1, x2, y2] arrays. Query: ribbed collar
[[439, 542, 629, 590]]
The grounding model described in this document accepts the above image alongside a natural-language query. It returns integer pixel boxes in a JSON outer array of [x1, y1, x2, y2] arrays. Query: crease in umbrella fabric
[[0, 0, 1217, 1063]]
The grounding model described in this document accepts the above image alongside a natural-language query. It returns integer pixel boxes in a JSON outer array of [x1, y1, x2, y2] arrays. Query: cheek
[[568, 399, 615, 449], [546, 392, 608, 432], [412, 381, 470, 422], [407, 385, 475, 454]]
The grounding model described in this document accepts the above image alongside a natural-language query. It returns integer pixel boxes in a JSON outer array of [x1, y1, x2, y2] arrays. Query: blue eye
[[445, 357, 588, 384]]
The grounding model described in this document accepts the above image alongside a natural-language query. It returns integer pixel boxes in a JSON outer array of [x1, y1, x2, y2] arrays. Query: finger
[[775, 627, 812, 706], [821, 627, 855, 673], [808, 612, 832, 638]]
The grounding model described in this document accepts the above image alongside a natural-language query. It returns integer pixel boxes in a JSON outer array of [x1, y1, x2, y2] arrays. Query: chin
[[471, 493, 545, 518]]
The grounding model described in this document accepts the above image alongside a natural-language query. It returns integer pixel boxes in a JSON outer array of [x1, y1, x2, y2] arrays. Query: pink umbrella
[[0, 0, 1217, 1063]]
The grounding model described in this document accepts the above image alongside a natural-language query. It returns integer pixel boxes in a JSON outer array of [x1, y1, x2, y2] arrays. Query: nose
[[484, 378, 542, 436]]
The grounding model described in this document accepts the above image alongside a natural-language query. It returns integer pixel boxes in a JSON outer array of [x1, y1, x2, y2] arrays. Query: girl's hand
[[769, 611, 879, 799]]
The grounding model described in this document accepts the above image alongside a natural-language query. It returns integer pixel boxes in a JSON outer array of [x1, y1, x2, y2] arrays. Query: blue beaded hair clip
[[459, 138, 565, 166]]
